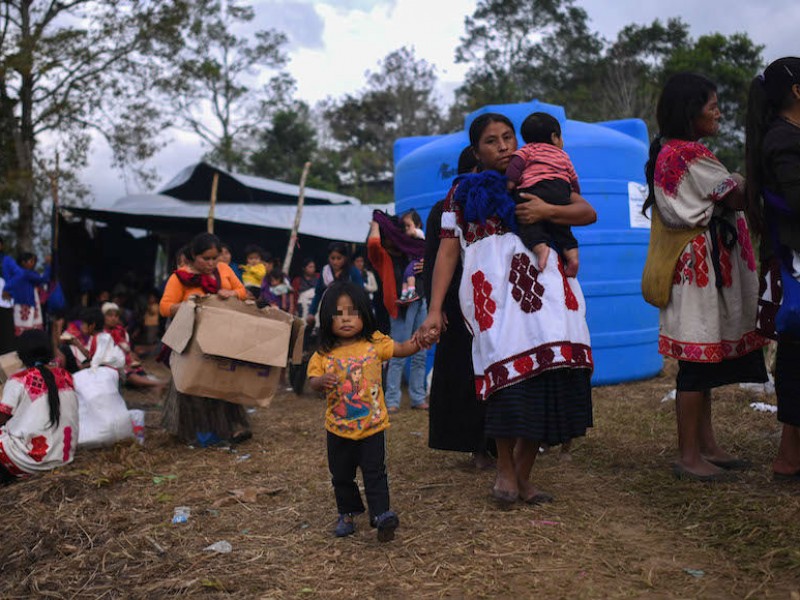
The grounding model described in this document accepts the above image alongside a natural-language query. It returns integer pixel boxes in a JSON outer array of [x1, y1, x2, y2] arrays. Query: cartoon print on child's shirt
[[323, 345, 385, 435]]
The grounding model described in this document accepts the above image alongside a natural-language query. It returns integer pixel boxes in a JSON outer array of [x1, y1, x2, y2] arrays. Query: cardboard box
[[162, 296, 304, 407], [0, 351, 24, 386]]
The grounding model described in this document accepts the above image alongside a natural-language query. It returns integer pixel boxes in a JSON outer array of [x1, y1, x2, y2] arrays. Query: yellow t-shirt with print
[[307, 332, 394, 440]]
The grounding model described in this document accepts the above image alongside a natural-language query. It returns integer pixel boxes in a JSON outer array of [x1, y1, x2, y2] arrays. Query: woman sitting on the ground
[[0, 330, 79, 484]]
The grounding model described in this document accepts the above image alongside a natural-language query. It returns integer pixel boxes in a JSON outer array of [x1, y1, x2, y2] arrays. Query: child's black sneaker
[[334, 513, 355, 537], [374, 510, 399, 542]]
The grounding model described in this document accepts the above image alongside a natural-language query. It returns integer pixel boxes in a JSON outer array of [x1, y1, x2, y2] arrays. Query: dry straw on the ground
[[2, 359, 800, 599]]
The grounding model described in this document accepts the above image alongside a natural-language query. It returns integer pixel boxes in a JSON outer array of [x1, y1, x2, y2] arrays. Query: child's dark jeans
[[327, 430, 389, 518]]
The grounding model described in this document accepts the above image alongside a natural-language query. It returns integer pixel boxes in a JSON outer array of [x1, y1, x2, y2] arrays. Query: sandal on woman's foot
[[521, 491, 554, 505], [706, 457, 752, 471], [672, 463, 737, 483], [491, 487, 517, 509], [773, 470, 800, 481]]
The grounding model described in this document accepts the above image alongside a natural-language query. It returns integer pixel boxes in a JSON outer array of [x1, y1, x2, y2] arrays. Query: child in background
[[506, 112, 581, 276], [59, 307, 104, 373], [397, 210, 425, 304], [218, 243, 243, 281], [259, 269, 296, 314], [142, 291, 160, 346], [240, 245, 268, 297], [0, 330, 79, 484], [307, 281, 422, 541], [102, 302, 167, 395]]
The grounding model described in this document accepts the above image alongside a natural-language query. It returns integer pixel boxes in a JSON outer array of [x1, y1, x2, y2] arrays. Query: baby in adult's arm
[[506, 112, 581, 276]]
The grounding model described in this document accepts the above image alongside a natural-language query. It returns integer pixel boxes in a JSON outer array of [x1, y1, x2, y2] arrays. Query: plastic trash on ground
[[204, 540, 232, 554], [750, 402, 778, 414], [172, 506, 191, 524], [660, 389, 677, 403]]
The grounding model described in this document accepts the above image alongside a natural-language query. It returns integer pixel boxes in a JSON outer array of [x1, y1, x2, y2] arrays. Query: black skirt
[[427, 309, 488, 453], [676, 348, 768, 392], [162, 382, 250, 445], [484, 368, 593, 445], [776, 339, 800, 427]]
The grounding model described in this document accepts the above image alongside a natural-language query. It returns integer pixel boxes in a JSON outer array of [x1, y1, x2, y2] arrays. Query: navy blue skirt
[[484, 367, 593, 444], [777, 339, 800, 427], [676, 348, 767, 392]]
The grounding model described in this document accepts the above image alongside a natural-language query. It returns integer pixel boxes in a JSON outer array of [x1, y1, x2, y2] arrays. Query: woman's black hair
[[17, 330, 60, 427], [745, 57, 800, 233], [301, 256, 316, 268], [174, 245, 190, 268], [643, 72, 718, 216], [457, 145, 478, 174], [317, 281, 377, 353], [327, 241, 349, 258], [402, 209, 423, 229], [468, 112, 515, 149], [520, 112, 561, 144], [81, 307, 105, 331], [189, 233, 222, 259], [17, 251, 36, 266]]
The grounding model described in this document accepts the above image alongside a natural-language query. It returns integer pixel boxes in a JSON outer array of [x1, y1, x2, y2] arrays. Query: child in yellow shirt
[[307, 281, 421, 541], [239, 245, 268, 297]]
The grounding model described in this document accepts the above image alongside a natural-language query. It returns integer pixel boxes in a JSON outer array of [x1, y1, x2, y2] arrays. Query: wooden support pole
[[207, 172, 220, 233], [283, 162, 311, 274]]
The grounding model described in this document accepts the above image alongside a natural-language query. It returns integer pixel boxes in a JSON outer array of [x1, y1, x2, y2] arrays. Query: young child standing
[[307, 281, 421, 541], [398, 210, 425, 304], [506, 112, 582, 276], [240, 245, 268, 297], [258, 268, 296, 314]]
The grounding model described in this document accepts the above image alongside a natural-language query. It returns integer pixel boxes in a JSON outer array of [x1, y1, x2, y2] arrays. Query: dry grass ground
[[2, 359, 800, 599]]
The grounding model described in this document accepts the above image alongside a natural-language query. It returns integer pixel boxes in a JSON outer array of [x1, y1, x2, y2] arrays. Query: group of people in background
[[1, 58, 799, 552]]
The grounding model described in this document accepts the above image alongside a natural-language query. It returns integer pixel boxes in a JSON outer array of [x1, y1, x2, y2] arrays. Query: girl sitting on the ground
[[59, 307, 104, 373], [0, 330, 79, 484], [307, 281, 422, 541], [102, 302, 166, 395]]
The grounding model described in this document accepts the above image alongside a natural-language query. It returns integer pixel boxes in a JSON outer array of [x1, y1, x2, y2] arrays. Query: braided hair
[[16, 330, 60, 427]]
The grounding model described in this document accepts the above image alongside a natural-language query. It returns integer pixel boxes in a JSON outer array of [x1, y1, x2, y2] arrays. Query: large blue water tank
[[394, 99, 661, 385]]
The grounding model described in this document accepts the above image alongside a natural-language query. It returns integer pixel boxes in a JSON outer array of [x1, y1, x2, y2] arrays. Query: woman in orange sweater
[[159, 233, 250, 445]]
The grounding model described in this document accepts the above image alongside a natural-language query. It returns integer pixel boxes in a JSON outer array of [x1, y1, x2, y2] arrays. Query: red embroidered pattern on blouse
[[471, 271, 496, 331], [508, 253, 545, 313], [692, 236, 709, 288], [655, 140, 716, 198], [12, 367, 74, 401], [28, 436, 49, 463], [717, 231, 733, 288], [557, 257, 579, 311], [658, 330, 768, 363], [737, 216, 757, 271], [476, 342, 593, 400], [674, 249, 694, 285]]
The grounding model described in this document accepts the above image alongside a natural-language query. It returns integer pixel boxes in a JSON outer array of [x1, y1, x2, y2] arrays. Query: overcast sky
[[82, 0, 800, 203]]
